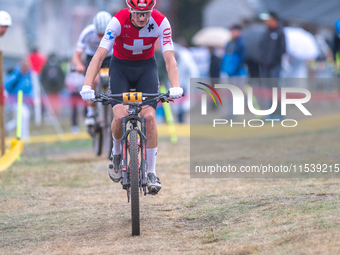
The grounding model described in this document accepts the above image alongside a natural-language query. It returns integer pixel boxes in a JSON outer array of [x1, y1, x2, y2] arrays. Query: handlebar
[[93, 91, 174, 106], [95, 91, 170, 99]]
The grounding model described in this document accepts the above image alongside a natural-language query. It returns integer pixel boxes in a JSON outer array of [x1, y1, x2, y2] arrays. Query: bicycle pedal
[[147, 191, 158, 195], [147, 187, 159, 195]]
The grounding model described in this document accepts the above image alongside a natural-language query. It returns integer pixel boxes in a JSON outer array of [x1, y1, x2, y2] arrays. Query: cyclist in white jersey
[[72, 11, 113, 126]]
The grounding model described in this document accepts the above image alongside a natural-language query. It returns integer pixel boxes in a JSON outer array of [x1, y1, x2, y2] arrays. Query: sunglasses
[[130, 9, 152, 17]]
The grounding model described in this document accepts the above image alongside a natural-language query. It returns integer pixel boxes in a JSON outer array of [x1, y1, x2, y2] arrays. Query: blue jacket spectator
[[221, 24, 247, 77], [5, 60, 33, 98], [4, 59, 33, 139]]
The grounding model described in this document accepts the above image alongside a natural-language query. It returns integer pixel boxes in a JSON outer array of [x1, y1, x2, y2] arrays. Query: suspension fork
[[121, 117, 129, 189]]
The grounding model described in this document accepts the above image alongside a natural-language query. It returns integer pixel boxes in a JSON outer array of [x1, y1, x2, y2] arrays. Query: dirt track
[[1, 133, 340, 254]]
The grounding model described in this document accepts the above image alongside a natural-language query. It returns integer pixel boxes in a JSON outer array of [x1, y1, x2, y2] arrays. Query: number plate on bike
[[99, 68, 109, 77], [123, 92, 143, 103]]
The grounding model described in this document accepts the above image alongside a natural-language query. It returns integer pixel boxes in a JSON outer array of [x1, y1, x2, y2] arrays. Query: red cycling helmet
[[126, 0, 156, 11]]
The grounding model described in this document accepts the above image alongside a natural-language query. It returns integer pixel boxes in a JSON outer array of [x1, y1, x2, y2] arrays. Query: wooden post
[[0, 50, 5, 156]]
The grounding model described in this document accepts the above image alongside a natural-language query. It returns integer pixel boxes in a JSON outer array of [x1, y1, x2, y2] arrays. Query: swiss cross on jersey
[[112, 9, 173, 61], [124, 39, 152, 55]]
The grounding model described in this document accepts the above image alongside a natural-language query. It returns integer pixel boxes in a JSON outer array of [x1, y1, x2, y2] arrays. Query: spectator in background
[[220, 24, 247, 78], [40, 53, 65, 116], [258, 11, 286, 78], [242, 21, 266, 78], [0, 10, 12, 36], [5, 60, 33, 97], [4, 59, 33, 139], [65, 70, 86, 133], [258, 11, 286, 119], [220, 24, 247, 118], [28, 48, 47, 75], [334, 19, 340, 76], [172, 42, 200, 123], [40, 53, 65, 94], [209, 47, 222, 78]]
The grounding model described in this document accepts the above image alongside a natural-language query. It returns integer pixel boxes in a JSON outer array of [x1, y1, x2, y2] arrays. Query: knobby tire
[[93, 127, 102, 156], [130, 129, 140, 236]]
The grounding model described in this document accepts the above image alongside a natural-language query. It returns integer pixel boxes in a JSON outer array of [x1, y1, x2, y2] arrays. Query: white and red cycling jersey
[[76, 24, 114, 57], [99, 8, 174, 61]]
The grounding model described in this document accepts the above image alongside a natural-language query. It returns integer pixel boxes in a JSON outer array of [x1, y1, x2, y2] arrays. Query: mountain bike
[[94, 90, 175, 236], [91, 67, 113, 158]]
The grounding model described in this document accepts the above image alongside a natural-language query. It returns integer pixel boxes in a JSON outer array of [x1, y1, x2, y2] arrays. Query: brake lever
[[93, 97, 111, 106], [159, 95, 168, 103], [159, 95, 174, 103]]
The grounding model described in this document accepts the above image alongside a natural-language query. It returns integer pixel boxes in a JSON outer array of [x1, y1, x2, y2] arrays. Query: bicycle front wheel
[[103, 105, 113, 159], [129, 129, 140, 236]]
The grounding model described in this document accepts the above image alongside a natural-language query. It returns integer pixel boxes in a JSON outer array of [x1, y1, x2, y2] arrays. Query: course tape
[[0, 140, 24, 172]]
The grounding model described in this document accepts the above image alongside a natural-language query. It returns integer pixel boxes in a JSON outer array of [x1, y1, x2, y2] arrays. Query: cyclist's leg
[[108, 57, 130, 182], [140, 107, 158, 148], [140, 106, 161, 192], [111, 104, 128, 141], [135, 57, 161, 192], [109, 56, 131, 153], [135, 56, 159, 150]]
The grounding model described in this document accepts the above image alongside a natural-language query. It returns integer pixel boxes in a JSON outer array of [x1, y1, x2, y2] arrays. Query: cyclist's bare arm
[[72, 50, 86, 73], [163, 50, 180, 88], [83, 47, 109, 90]]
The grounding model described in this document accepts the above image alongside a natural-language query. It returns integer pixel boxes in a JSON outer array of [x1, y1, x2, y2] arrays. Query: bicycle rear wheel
[[93, 125, 103, 156], [129, 129, 140, 236]]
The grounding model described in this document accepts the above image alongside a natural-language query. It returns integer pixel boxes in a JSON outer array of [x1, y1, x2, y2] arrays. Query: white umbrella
[[284, 27, 320, 60], [192, 27, 231, 48]]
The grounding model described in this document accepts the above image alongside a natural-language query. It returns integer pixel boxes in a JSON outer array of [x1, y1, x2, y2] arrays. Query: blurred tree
[[173, 0, 210, 45]]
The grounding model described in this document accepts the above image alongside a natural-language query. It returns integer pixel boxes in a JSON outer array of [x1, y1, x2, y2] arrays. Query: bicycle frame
[[120, 104, 148, 195]]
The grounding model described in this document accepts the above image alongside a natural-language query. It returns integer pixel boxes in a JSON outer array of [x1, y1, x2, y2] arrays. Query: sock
[[112, 134, 122, 155], [86, 107, 94, 117], [147, 147, 158, 175]]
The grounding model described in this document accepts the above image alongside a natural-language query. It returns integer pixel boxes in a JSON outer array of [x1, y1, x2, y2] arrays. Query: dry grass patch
[[0, 134, 340, 254]]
